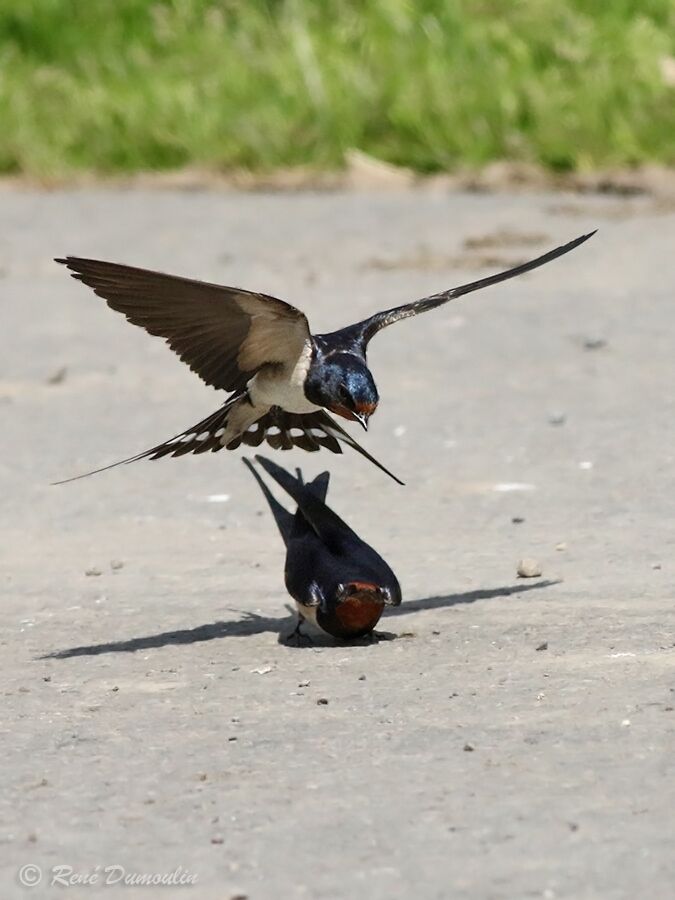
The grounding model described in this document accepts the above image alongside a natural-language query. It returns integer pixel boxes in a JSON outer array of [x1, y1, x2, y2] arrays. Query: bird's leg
[[284, 614, 313, 647], [284, 584, 322, 646]]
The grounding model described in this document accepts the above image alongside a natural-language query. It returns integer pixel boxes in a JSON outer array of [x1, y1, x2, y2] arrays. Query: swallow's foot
[[283, 619, 314, 647], [368, 629, 394, 643]]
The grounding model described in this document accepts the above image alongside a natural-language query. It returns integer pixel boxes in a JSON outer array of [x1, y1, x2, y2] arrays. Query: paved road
[[1, 186, 673, 899]]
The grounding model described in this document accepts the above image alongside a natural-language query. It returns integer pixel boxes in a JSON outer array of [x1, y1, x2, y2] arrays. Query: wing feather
[[357, 231, 596, 345], [56, 257, 311, 393]]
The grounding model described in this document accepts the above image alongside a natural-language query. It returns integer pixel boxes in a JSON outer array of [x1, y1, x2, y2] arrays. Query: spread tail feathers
[[234, 408, 402, 485], [52, 394, 245, 485], [53, 401, 402, 486]]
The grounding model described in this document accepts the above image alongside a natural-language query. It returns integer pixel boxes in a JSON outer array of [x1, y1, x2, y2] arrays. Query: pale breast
[[248, 339, 318, 414]]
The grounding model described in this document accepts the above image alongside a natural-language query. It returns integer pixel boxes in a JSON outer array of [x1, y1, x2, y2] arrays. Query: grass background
[[1, 0, 674, 177]]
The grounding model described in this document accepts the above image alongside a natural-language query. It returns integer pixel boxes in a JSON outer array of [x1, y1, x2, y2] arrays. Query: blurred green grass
[[1, 0, 674, 177]]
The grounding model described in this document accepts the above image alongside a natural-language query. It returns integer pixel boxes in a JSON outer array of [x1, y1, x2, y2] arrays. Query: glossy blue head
[[304, 353, 379, 429]]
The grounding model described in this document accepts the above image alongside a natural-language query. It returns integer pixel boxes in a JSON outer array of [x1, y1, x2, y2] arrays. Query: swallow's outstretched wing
[[55, 257, 311, 394], [355, 231, 596, 346]]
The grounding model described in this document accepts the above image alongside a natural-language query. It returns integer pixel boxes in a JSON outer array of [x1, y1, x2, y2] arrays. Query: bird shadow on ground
[[383, 580, 560, 617], [39, 580, 559, 660]]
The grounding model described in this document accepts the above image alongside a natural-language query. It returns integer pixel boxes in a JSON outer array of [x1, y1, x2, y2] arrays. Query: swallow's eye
[[337, 385, 353, 408]]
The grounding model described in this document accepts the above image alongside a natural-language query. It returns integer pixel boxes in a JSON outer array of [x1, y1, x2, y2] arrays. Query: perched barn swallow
[[243, 455, 401, 641], [56, 231, 594, 484]]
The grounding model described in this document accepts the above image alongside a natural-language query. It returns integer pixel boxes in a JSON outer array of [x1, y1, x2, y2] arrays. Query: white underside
[[247, 340, 319, 415], [297, 602, 318, 626], [295, 602, 329, 636], [216, 340, 320, 446]]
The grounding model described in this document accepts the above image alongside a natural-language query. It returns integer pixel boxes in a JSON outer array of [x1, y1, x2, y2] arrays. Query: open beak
[[353, 412, 369, 432]]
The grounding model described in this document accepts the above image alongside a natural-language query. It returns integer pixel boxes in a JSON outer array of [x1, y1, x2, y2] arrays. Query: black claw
[[284, 618, 314, 647]]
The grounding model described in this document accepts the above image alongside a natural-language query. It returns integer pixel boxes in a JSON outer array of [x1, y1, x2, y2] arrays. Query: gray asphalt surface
[[1, 186, 674, 899]]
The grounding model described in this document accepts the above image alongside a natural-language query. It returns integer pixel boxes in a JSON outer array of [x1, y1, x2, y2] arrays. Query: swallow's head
[[305, 355, 378, 430], [316, 580, 386, 638], [337, 580, 400, 606]]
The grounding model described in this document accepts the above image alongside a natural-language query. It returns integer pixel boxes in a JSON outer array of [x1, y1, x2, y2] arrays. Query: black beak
[[354, 412, 369, 432]]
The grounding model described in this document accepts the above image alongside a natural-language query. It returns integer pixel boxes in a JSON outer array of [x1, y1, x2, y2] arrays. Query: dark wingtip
[[241, 456, 257, 476], [242, 455, 268, 491], [254, 454, 307, 490], [253, 454, 286, 479]]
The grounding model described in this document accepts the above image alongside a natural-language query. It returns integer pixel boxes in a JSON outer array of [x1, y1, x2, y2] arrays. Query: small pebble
[[511, 516, 525, 524], [463, 743, 475, 752], [211, 835, 224, 845], [517, 558, 542, 578], [85, 567, 102, 577], [111, 686, 119, 692], [42, 676, 51, 682], [29, 778, 48, 789], [317, 698, 329, 706], [536, 641, 548, 652], [228, 736, 237, 742], [46, 366, 68, 385], [110, 559, 124, 571], [358, 675, 366, 681], [548, 412, 566, 426], [583, 337, 607, 351], [298, 680, 310, 688], [555, 542, 567, 551]]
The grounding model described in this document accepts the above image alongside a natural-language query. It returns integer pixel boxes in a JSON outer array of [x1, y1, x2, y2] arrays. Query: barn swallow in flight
[[244, 455, 401, 642], [55, 231, 594, 484]]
